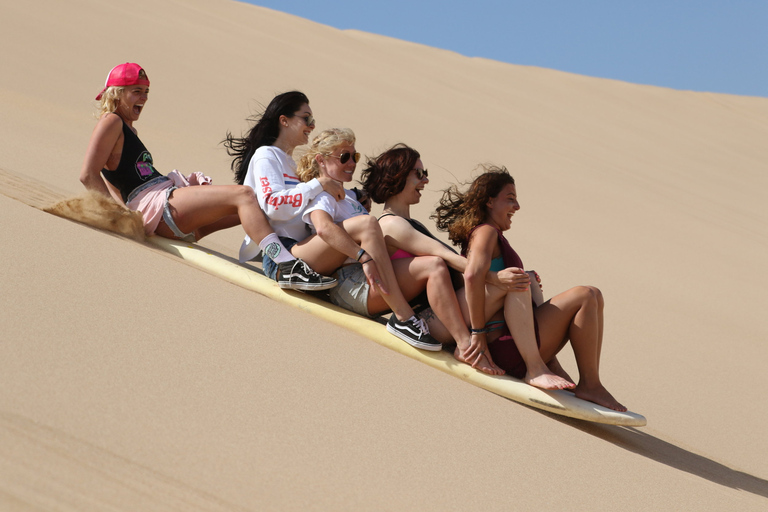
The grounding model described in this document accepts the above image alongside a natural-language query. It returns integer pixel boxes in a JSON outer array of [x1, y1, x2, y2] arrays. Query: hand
[[318, 177, 345, 201], [360, 258, 389, 295], [532, 271, 542, 291], [463, 332, 505, 375], [496, 267, 530, 291]]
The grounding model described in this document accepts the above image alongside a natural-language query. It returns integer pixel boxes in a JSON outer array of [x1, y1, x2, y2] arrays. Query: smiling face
[[319, 143, 358, 183], [116, 84, 149, 124], [398, 158, 429, 205], [280, 103, 315, 148], [485, 183, 520, 231]]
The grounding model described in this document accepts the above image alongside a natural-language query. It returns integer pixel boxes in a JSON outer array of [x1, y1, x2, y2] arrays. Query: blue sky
[[241, 0, 767, 98]]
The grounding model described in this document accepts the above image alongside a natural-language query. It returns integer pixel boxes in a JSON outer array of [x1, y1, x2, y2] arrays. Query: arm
[[309, 207, 387, 293], [464, 225, 497, 331], [379, 216, 467, 270], [380, 216, 517, 288], [79, 113, 122, 197], [310, 209, 362, 260], [462, 225, 501, 359], [247, 149, 345, 222], [247, 152, 323, 221]]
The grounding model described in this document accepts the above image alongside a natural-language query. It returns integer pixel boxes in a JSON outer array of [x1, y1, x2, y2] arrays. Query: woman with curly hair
[[433, 166, 626, 411], [362, 144, 577, 386]]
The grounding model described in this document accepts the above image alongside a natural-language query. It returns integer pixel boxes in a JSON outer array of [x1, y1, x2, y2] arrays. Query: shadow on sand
[[153, 242, 768, 500], [531, 407, 768, 499]]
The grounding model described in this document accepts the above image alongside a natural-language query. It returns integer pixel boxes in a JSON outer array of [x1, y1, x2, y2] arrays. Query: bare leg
[[501, 289, 575, 389], [196, 214, 241, 239], [390, 256, 504, 375], [161, 185, 273, 242], [546, 356, 574, 384], [293, 215, 416, 321], [535, 286, 626, 411], [454, 284, 572, 389]]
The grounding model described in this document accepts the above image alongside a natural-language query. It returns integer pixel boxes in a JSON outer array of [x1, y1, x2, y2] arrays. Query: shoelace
[[411, 316, 430, 335], [295, 259, 319, 277]]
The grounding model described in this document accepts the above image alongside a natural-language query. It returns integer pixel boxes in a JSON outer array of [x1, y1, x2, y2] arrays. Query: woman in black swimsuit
[[79, 62, 334, 291]]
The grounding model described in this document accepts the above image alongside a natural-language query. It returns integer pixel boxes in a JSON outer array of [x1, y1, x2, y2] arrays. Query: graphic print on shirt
[[263, 173, 304, 210], [135, 151, 157, 178]]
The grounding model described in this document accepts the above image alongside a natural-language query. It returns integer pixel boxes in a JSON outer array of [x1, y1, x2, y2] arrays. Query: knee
[[423, 255, 449, 276], [235, 185, 257, 203], [576, 285, 603, 308], [357, 214, 383, 237], [589, 286, 604, 308]]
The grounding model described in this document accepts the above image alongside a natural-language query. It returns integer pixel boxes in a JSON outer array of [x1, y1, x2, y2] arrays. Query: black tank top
[[102, 118, 163, 202]]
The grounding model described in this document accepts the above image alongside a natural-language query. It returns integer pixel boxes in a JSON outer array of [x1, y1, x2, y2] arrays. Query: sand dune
[[1, 0, 767, 510]]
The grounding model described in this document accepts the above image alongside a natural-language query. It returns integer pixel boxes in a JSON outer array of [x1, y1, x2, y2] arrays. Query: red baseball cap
[[95, 63, 150, 100]]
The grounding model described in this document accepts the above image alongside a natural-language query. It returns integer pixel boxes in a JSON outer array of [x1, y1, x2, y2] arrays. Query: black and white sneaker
[[276, 258, 337, 291], [386, 315, 442, 351]]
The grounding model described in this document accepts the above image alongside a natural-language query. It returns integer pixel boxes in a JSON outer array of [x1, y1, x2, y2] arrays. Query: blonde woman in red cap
[[80, 63, 335, 291]]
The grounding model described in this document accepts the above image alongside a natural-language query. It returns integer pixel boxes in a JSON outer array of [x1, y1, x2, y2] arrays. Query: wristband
[[356, 248, 366, 261], [360, 258, 374, 265]]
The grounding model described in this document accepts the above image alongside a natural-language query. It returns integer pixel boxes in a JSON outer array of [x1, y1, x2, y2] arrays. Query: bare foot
[[454, 347, 505, 376], [524, 370, 575, 390], [547, 356, 575, 384], [574, 383, 627, 412]]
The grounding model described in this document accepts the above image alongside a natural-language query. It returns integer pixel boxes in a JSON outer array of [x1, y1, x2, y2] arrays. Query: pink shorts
[[126, 170, 212, 237]]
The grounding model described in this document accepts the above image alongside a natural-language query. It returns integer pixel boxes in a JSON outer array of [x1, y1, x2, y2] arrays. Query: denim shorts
[[328, 263, 373, 317], [162, 187, 197, 242], [262, 237, 299, 280]]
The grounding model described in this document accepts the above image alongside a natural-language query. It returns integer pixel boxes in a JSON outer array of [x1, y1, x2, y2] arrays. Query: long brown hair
[[432, 166, 515, 252], [222, 91, 310, 185]]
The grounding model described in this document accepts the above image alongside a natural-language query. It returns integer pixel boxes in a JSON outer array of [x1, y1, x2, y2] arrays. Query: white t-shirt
[[302, 189, 368, 232], [239, 146, 324, 262]]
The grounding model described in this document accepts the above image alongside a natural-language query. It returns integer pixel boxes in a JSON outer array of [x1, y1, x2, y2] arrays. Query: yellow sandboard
[[147, 236, 646, 427]]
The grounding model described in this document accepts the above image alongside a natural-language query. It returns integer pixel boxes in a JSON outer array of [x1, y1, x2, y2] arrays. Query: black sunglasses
[[327, 151, 361, 164], [296, 114, 315, 126], [414, 168, 429, 180]]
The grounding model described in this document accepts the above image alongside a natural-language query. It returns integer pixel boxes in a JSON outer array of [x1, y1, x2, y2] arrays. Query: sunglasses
[[414, 168, 429, 180], [297, 114, 315, 126], [327, 151, 361, 164]]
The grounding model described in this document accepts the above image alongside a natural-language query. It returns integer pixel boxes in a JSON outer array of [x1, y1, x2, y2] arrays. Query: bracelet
[[355, 248, 366, 261], [469, 327, 488, 334], [360, 258, 374, 265], [470, 331, 487, 337]]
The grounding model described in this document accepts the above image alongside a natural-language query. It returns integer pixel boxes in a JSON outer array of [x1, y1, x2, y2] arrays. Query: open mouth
[[134, 104, 144, 115]]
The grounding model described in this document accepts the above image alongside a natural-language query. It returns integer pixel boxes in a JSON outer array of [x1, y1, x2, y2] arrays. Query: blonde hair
[[95, 86, 124, 117], [296, 127, 356, 182]]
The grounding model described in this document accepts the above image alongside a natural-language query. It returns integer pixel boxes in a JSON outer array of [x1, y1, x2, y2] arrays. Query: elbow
[[464, 268, 483, 288], [314, 222, 332, 241], [79, 172, 94, 189]]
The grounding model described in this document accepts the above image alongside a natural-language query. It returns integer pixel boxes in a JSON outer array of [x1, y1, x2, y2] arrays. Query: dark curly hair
[[360, 143, 421, 204], [432, 166, 515, 252], [222, 91, 310, 185]]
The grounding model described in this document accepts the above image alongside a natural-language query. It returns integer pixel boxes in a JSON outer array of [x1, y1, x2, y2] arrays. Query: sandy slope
[[1, 0, 767, 510]]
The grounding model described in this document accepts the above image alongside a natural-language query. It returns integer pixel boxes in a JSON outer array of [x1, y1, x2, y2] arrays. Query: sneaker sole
[[278, 279, 338, 291], [386, 323, 442, 351]]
